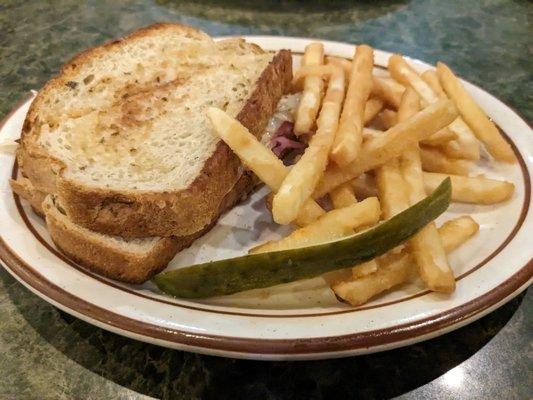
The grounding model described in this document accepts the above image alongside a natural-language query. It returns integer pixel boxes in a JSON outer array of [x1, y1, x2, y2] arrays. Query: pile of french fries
[[207, 42, 516, 306]]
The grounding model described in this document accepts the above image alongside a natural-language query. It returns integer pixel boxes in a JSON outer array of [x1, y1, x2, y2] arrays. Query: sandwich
[[10, 23, 292, 283]]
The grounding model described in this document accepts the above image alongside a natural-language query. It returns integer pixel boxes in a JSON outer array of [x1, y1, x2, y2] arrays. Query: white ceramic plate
[[0, 37, 531, 360]]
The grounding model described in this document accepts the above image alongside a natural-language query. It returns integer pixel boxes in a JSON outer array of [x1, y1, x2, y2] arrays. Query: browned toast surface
[[17, 23, 292, 238]]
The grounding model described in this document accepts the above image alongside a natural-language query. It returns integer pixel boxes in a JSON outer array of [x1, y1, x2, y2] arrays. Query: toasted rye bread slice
[[18, 23, 292, 238], [38, 169, 259, 283], [12, 176, 178, 282], [10, 177, 47, 217], [42, 195, 180, 283]]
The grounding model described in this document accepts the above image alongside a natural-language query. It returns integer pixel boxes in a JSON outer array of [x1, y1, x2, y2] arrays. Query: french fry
[[348, 170, 514, 205], [375, 87, 417, 220], [420, 129, 457, 146], [322, 254, 380, 285], [250, 197, 381, 254], [330, 44, 374, 167], [388, 55, 438, 105], [420, 146, 472, 175], [292, 64, 337, 89], [397, 87, 455, 293], [390, 58, 445, 118], [314, 99, 459, 197], [400, 146, 427, 205], [294, 203, 327, 226], [420, 70, 480, 160], [324, 257, 380, 286], [332, 216, 478, 305], [322, 268, 353, 286], [437, 62, 516, 163], [325, 56, 351, 78], [207, 107, 286, 188], [352, 261, 379, 278], [383, 77, 407, 94], [362, 127, 385, 142], [267, 186, 323, 226], [372, 76, 405, 109], [373, 109, 398, 130], [375, 158, 410, 219], [294, 43, 325, 135], [273, 67, 345, 224], [332, 251, 416, 306], [396, 85, 421, 122], [421, 70, 447, 99], [438, 216, 479, 252], [329, 183, 358, 209], [423, 172, 515, 204], [326, 182, 380, 284], [326, 58, 383, 129], [410, 214, 455, 292], [437, 118, 481, 160], [364, 97, 385, 124], [206, 107, 325, 225], [388, 54, 458, 146]]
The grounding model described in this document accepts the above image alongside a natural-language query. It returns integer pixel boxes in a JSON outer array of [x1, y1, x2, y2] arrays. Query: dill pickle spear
[[153, 178, 451, 299]]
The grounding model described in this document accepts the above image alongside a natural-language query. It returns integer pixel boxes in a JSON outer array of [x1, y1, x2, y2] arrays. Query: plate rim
[[1, 232, 531, 358], [0, 36, 532, 359]]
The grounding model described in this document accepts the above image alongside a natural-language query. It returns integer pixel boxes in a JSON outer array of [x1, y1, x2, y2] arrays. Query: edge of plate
[[1, 234, 531, 359]]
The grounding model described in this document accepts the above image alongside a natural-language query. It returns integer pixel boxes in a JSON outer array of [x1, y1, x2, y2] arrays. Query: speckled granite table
[[1, 1, 531, 399]]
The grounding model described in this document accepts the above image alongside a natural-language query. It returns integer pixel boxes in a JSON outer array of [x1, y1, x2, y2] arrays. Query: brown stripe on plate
[[0, 234, 531, 354]]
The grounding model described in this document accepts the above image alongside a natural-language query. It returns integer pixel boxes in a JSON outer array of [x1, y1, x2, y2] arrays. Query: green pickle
[[153, 178, 451, 299]]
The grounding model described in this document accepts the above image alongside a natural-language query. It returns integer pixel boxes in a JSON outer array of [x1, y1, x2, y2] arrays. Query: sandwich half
[[11, 23, 292, 282]]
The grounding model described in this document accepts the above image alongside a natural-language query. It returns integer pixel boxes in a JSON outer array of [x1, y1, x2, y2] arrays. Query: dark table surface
[[1, 1, 531, 399]]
